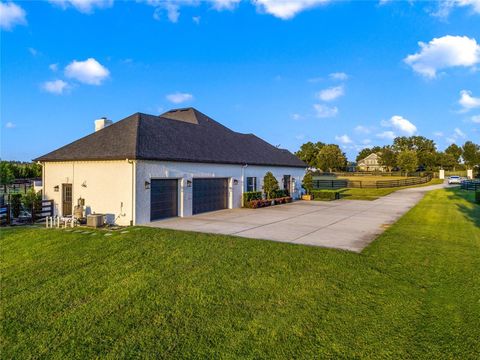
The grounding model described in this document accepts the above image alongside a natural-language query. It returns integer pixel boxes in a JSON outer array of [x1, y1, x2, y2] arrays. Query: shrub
[[302, 172, 314, 195], [271, 189, 287, 199], [245, 199, 272, 209], [274, 197, 292, 205], [10, 194, 22, 218], [263, 172, 279, 199], [311, 190, 340, 201], [475, 191, 480, 204], [23, 188, 42, 213], [243, 191, 262, 204]]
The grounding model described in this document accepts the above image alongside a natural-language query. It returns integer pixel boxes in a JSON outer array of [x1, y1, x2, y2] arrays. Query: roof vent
[[160, 108, 199, 124], [95, 117, 113, 132]]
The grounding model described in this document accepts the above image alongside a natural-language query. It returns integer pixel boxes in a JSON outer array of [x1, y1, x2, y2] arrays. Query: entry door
[[150, 179, 178, 221], [283, 175, 291, 196], [62, 184, 72, 216], [192, 178, 228, 215]]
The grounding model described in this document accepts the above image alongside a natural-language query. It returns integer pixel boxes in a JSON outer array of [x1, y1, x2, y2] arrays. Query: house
[[356, 153, 385, 172], [34, 108, 306, 225]]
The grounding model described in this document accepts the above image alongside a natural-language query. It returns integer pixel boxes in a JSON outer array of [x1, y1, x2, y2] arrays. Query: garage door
[[150, 179, 178, 221], [192, 178, 229, 215]]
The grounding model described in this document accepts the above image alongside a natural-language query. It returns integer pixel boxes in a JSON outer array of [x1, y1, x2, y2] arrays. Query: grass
[[337, 175, 411, 181], [338, 178, 445, 200], [1, 188, 479, 358]]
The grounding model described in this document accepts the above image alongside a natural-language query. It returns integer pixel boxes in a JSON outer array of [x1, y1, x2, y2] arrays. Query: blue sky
[[1, 0, 479, 162]]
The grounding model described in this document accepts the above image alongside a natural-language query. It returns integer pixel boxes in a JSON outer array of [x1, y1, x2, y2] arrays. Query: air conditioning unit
[[87, 214, 104, 228]]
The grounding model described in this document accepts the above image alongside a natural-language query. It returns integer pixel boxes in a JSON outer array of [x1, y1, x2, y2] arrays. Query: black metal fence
[[461, 181, 480, 191], [313, 175, 433, 190]]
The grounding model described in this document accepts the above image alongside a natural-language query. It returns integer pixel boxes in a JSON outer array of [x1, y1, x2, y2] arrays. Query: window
[[246, 177, 257, 192]]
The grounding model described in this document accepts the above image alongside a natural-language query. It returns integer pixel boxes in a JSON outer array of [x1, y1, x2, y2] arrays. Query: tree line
[[295, 136, 480, 172], [0, 161, 42, 187]]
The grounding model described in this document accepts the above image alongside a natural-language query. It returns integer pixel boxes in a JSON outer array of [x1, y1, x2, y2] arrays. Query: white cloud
[[434, 131, 444, 137], [166, 92, 194, 104], [48, 0, 113, 14], [329, 72, 348, 81], [361, 139, 372, 145], [28, 48, 38, 56], [65, 58, 110, 85], [291, 113, 303, 120], [307, 77, 323, 83], [49, 63, 59, 72], [42, 80, 69, 94], [254, 0, 330, 20], [295, 134, 306, 140], [335, 134, 352, 144], [471, 115, 480, 123], [5, 121, 15, 129], [389, 115, 417, 136], [459, 90, 480, 111], [192, 16, 201, 24], [210, 0, 240, 11], [376, 131, 396, 140], [0, 1, 27, 30], [354, 125, 371, 134], [313, 104, 338, 118], [454, 127, 467, 138], [317, 85, 344, 101], [404, 35, 480, 78], [432, 0, 480, 18]]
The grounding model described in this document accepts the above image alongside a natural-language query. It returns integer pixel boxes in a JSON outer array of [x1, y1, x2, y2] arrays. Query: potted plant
[[301, 171, 314, 200]]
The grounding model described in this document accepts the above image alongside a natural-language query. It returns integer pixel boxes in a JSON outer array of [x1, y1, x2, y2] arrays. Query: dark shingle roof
[[34, 108, 306, 168]]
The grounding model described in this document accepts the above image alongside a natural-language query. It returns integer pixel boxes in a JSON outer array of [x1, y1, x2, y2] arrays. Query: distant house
[[34, 108, 306, 225], [357, 153, 385, 172]]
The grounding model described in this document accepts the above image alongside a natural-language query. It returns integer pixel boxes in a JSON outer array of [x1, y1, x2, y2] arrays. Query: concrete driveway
[[147, 183, 446, 252]]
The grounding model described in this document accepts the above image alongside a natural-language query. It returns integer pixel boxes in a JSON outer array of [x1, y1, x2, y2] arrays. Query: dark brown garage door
[[150, 179, 178, 221], [192, 178, 228, 215]]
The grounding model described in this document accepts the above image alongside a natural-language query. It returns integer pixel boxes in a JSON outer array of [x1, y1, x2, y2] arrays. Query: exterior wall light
[[54, 185, 59, 192], [233, 179, 239, 185], [144, 181, 150, 189], [187, 180, 192, 187]]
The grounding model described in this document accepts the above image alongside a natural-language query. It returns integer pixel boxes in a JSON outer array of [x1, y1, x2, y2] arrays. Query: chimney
[[95, 117, 113, 132]]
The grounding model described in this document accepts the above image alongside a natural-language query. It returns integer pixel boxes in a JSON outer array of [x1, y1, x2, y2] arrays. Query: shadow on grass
[[444, 187, 480, 228]]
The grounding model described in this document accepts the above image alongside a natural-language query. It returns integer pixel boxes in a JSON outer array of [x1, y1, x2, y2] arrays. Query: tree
[[462, 141, 480, 169], [262, 172, 279, 199], [316, 144, 347, 172], [397, 150, 418, 174], [0, 161, 15, 193], [445, 143, 463, 171], [393, 136, 437, 170], [301, 171, 314, 195], [295, 142, 325, 167], [378, 146, 397, 172], [436, 152, 457, 170]]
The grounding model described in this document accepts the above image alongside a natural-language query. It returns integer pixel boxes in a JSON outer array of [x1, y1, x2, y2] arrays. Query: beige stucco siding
[[43, 161, 134, 226]]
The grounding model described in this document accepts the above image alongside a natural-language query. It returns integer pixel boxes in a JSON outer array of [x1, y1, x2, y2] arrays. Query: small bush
[[475, 191, 480, 204], [243, 191, 262, 203], [271, 189, 287, 199], [245, 199, 272, 209], [311, 190, 340, 201], [302, 172, 314, 195], [10, 194, 22, 218]]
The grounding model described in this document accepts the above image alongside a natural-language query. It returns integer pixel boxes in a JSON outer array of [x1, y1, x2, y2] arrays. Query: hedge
[[476, 191, 480, 204], [243, 191, 262, 203], [311, 190, 340, 201], [271, 189, 288, 199], [245, 196, 292, 209]]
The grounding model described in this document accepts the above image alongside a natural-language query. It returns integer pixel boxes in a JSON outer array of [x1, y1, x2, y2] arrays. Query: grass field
[[337, 175, 411, 181], [338, 178, 445, 200], [1, 188, 479, 358]]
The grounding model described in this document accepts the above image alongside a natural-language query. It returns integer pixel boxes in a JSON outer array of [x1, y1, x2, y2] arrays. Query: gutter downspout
[[241, 164, 248, 207], [128, 159, 136, 226]]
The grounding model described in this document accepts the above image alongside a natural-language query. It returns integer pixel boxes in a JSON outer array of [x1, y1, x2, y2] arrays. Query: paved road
[[147, 183, 447, 252]]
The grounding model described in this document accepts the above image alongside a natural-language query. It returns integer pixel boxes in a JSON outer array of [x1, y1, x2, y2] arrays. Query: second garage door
[[192, 178, 229, 215], [150, 179, 178, 221]]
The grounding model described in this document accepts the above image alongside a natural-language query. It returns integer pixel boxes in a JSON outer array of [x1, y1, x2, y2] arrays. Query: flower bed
[[245, 197, 292, 209]]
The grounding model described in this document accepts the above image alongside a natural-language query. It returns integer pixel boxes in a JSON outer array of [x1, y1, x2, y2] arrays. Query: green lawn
[[338, 178, 445, 200], [1, 188, 479, 358]]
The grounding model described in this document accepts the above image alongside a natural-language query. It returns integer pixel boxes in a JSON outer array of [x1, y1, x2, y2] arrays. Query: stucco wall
[[43, 161, 134, 226], [135, 161, 305, 225]]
